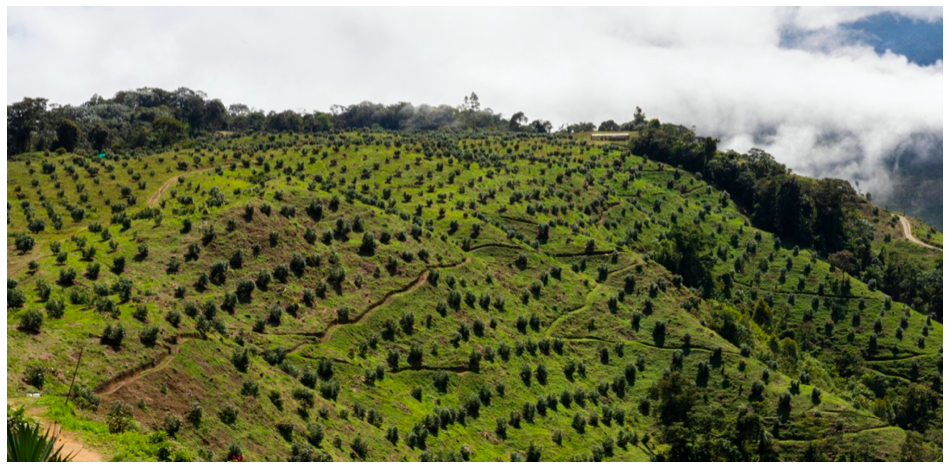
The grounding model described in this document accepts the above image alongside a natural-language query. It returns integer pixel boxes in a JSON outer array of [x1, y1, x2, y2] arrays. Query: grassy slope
[[7, 132, 942, 461]]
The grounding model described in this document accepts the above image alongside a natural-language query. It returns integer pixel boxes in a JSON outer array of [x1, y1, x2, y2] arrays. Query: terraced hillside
[[7, 130, 942, 461]]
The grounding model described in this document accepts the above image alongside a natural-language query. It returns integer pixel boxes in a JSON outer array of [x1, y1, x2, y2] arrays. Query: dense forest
[[632, 124, 942, 322], [8, 88, 647, 157]]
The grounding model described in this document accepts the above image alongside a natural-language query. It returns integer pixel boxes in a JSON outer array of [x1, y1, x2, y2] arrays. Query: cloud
[[7, 7, 942, 201]]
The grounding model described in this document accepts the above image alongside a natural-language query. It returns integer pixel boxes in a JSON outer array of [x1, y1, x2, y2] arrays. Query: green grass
[[6, 132, 941, 461]]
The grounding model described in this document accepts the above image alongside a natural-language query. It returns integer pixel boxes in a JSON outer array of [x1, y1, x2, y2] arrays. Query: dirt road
[[146, 167, 213, 208], [899, 216, 941, 251], [10, 402, 107, 462]]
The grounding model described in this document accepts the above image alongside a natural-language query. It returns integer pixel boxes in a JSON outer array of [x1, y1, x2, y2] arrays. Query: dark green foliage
[[101, 323, 125, 347], [656, 225, 715, 296], [241, 380, 259, 397], [139, 325, 160, 347], [8, 288, 27, 309], [25, 364, 46, 389], [19, 309, 43, 333]]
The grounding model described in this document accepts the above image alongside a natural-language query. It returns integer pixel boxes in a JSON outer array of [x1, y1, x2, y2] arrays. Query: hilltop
[[6, 127, 942, 461]]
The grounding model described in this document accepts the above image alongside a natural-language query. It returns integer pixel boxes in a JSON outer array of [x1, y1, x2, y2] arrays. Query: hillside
[[6, 130, 942, 461]]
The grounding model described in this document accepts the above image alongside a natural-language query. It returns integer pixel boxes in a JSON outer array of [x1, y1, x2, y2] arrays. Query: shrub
[[186, 402, 203, 427], [111, 256, 126, 274], [25, 364, 46, 389], [267, 304, 283, 325], [107, 401, 134, 434], [132, 304, 148, 322], [8, 288, 27, 309], [101, 323, 126, 347], [163, 413, 183, 438], [302, 288, 316, 306], [290, 254, 306, 277], [210, 261, 228, 284], [256, 270, 272, 290], [20, 309, 43, 333], [552, 429, 564, 445], [288, 388, 313, 409], [236, 279, 255, 301], [301, 367, 318, 389], [241, 380, 259, 397], [219, 405, 239, 425], [351, 436, 368, 459], [750, 380, 765, 401], [319, 379, 340, 400], [165, 310, 181, 328], [15, 233, 36, 253], [571, 412, 587, 433], [306, 423, 324, 447], [360, 232, 376, 255], [45, 299, 65, 319], [386, 426, 399, 444], [652, 320, 667, 346], [232, 348, 250, 372], [58, 267, 77, 285], [139, 326, 160, 347], [95, 297, 118, 317], [226, 442, 243, 462], [166, 256, 181, 273]]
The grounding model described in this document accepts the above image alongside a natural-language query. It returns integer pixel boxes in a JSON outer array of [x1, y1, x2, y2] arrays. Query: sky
[[6, 6, 943, 201]]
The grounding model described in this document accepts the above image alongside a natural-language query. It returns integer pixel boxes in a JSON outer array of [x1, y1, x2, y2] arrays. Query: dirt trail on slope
[[96, 335, 196, 396], [468, 243, 524, 252], [320, 256, 472, 344], [96, 347, 175, 396], [282, 257, 473, 351], [7, 244, 47, 278], [898, 216, 941, 251], [45, 421, 105, 462], [319, 271, 433, 344], [10, 402, 107, 462], [146, 167, 213, 208]]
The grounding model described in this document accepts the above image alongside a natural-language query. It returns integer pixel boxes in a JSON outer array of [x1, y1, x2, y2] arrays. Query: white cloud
[[7, 7, 943, 200]]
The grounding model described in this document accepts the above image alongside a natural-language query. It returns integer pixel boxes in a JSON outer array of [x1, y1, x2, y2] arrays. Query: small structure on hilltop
[[591, 133, 630, 141]]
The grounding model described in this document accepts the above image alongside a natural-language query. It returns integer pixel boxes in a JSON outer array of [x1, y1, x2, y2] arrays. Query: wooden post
[[64, 346, 84, 408]]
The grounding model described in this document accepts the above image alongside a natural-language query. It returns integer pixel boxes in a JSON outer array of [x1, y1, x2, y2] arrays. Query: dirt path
[[597, 201, 621, 227], [96, 336, 194, 396], [499, 215, 537, 226], [320, 256, 472, 344], [7, 244, 47, 278], [546, 283, 600, 333], [607, 262, 639, 277], [11, 402, 106, 462], [898, 216, 941, 251], [97, 348, 176, 396], [320, 271, 432, 344], [468, 242, 524, 252], [552, 249, 614, 258], [146, 167, 213, 208], [390, 364, 471, 374], [558, 335, 740, 356], [45, 421, 105, 462], [280, 257, 473, 350]]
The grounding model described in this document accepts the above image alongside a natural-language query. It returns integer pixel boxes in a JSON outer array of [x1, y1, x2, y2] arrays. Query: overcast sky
[[7, 7, 943, 199]]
